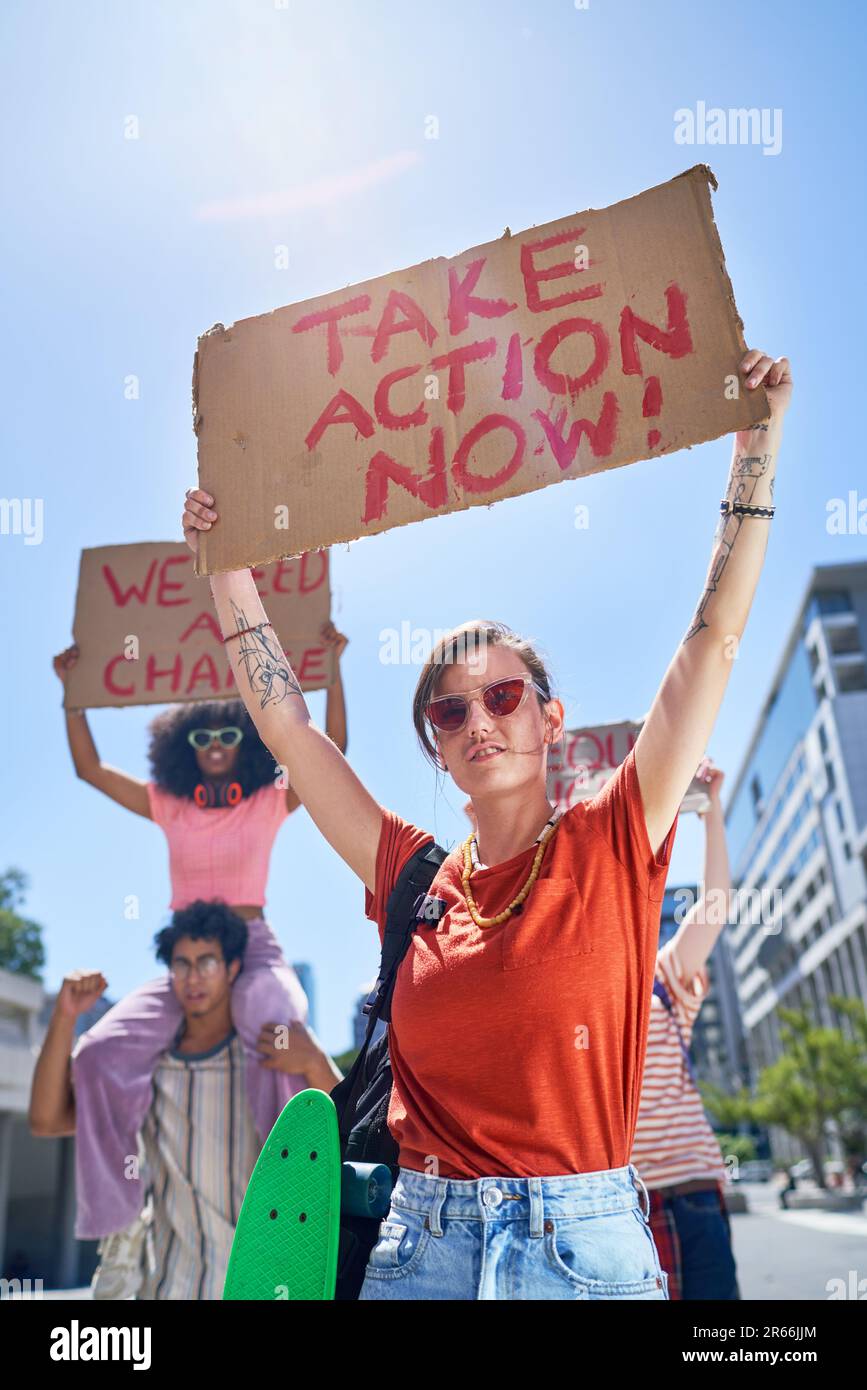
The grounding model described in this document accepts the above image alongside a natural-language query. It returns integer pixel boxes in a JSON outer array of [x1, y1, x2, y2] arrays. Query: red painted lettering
[[446, 258, 517, 335], [297, 647, 328, 683], [619, 284, 692, 374], [185, 653, 221, 695], [103, 654, 135, 697], [452, 414, 525, 495], [371, 291, 438, 363], [299, 551, 327, 594], [179, 610, 222, 644], [374, 365, 427, 430], [362, 427, 447, 523], [156, 554, 191, 607], [534, 317, 609, 398], [520, 227, 602, 313], [501, 333, 523, 401], [101, 560, 157, 608], [145, 653, 183, 694], [291, 294, 371, 375], [429, 339, 496, 414], [533, 393, 619, 468], [305, 389, 375, 452]]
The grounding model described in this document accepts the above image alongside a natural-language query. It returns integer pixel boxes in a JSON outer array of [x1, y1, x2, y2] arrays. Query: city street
[[731, 1183, 867, 1300]]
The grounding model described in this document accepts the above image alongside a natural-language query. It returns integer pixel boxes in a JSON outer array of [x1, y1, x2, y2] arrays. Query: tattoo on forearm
[[230, 600, 303, 708], [684, 454, 774, 644]]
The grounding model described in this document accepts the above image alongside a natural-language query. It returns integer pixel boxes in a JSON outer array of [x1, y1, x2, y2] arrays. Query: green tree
[[0, 869, 46, 981], [749, 1006, 864, 1189], [701, 1081, 755, 1132], [827, 996, 867, 1175], [714, 1133, 757, 1172], [701, 1003, 867, 1187]]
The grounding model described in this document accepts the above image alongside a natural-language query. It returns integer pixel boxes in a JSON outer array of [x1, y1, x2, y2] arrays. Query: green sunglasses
[[187, 727, 244, 750]]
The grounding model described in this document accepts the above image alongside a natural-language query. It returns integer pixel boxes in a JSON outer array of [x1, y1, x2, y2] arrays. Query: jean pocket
[[364, 1207, 430, 1279], [545, 1209, 665, 1298], [501, 880, 593, 970], [676, 1189, 722, 1216]]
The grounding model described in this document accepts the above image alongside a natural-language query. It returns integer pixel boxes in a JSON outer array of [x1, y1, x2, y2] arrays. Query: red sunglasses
[[426, 675, 549, 734]]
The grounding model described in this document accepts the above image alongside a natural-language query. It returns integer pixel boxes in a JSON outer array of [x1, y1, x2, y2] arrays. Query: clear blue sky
[[2, 0, 865, 1053]]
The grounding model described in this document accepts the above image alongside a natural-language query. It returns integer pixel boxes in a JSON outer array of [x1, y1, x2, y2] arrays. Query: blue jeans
[[359, 1164, 669, 1301], [662, 1187, 740, 1301]]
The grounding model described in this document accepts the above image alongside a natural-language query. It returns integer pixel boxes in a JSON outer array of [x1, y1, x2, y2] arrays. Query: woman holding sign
[[182, 346, 790, 1300], [52, 623, 349, 1242]]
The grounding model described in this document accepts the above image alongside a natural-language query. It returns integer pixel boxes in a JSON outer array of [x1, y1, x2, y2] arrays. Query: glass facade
[[726, 639, 816, 874]]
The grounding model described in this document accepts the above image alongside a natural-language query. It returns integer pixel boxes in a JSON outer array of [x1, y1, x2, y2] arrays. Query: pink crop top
[[146, 782, 290, 910]]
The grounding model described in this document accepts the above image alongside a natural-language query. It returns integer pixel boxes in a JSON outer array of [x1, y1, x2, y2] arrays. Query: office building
[[725, 562, 867, 1103]]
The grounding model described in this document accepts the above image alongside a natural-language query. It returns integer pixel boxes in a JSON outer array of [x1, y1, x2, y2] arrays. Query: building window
[[818, 723, 829, 753], [828, 624, 863, 656], [815, 590, 853, 617], [844, 841, 852, 860], [836, 801, 846, 832], [825, 759, 836, 792], [837, 664, 867, 694]]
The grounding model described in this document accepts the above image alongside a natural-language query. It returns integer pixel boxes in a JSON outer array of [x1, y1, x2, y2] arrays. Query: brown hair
[[411, 620, 555, 767]]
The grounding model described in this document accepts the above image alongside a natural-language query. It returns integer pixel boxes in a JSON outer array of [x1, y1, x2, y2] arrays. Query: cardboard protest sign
[[548, 720, 711, 815], [65, 543, 335, 710], [192, 164, 767, 575]]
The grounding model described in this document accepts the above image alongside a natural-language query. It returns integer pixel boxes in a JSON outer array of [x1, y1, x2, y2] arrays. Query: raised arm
[[322, 622, 349, 755], [664, 762, 731, 981], [182, 494, 382, 891], [29, 971, 108, 1137], [53, 647, 151, 819], [635, 348, 793, 854]]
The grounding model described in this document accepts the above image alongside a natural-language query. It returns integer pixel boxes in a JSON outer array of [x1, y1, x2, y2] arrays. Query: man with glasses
[[30, 899, 341, 1299]]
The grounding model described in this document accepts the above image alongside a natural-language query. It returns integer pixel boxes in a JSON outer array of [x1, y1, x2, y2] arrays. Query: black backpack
[[330, 839, 448, 1300]]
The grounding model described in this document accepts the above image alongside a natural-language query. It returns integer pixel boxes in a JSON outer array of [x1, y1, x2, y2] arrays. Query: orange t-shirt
[[364, 748, 677, 1179]]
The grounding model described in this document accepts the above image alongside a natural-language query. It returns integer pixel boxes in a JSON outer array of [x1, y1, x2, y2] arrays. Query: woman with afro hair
[[52, 622, 348, 1243]]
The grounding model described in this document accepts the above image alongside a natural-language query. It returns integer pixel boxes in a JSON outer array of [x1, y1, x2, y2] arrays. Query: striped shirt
[[138, 1029, 259, 1301], [630, 943, 727, 1190]]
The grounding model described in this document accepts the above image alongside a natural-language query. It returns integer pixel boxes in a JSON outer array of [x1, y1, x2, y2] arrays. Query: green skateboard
[[223, 1088, 392, 1300]]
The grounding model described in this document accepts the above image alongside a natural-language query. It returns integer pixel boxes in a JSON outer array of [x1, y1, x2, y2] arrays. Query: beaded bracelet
[[719, 500, 776, 520]]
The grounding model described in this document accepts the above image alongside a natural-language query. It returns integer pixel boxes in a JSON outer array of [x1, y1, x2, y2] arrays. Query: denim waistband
[[390, 1164, 650, 1235]]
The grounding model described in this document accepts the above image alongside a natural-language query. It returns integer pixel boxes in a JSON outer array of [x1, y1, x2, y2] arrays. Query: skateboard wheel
[[341, 1162, 392, 1219]]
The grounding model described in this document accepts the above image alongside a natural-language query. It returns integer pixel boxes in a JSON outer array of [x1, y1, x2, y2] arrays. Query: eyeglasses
[[426, 675, 550, 735], [169, 954, 223, 980], [187, 727, 244, 750]]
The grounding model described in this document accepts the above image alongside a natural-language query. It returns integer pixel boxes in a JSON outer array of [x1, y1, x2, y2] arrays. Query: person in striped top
[[29, 899, 342, 1299], [630, 760, 741, 1301]]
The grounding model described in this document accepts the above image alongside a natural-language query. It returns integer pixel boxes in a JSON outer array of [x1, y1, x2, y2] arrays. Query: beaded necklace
[[461, 809, 563, 929]]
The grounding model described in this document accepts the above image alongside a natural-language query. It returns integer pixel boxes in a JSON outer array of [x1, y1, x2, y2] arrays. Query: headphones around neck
[[194, 780, 243, 809]]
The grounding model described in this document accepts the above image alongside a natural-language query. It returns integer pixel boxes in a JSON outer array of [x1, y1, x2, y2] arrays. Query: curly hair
[[147, 699, 280, 800], [154, 898, 248, 969]]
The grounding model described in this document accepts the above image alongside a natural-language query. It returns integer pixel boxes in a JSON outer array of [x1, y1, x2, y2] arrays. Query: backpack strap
[[332, 838, 448, 1137], [652, 977, 698, 1085], [366, 839, 449, 1025]]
